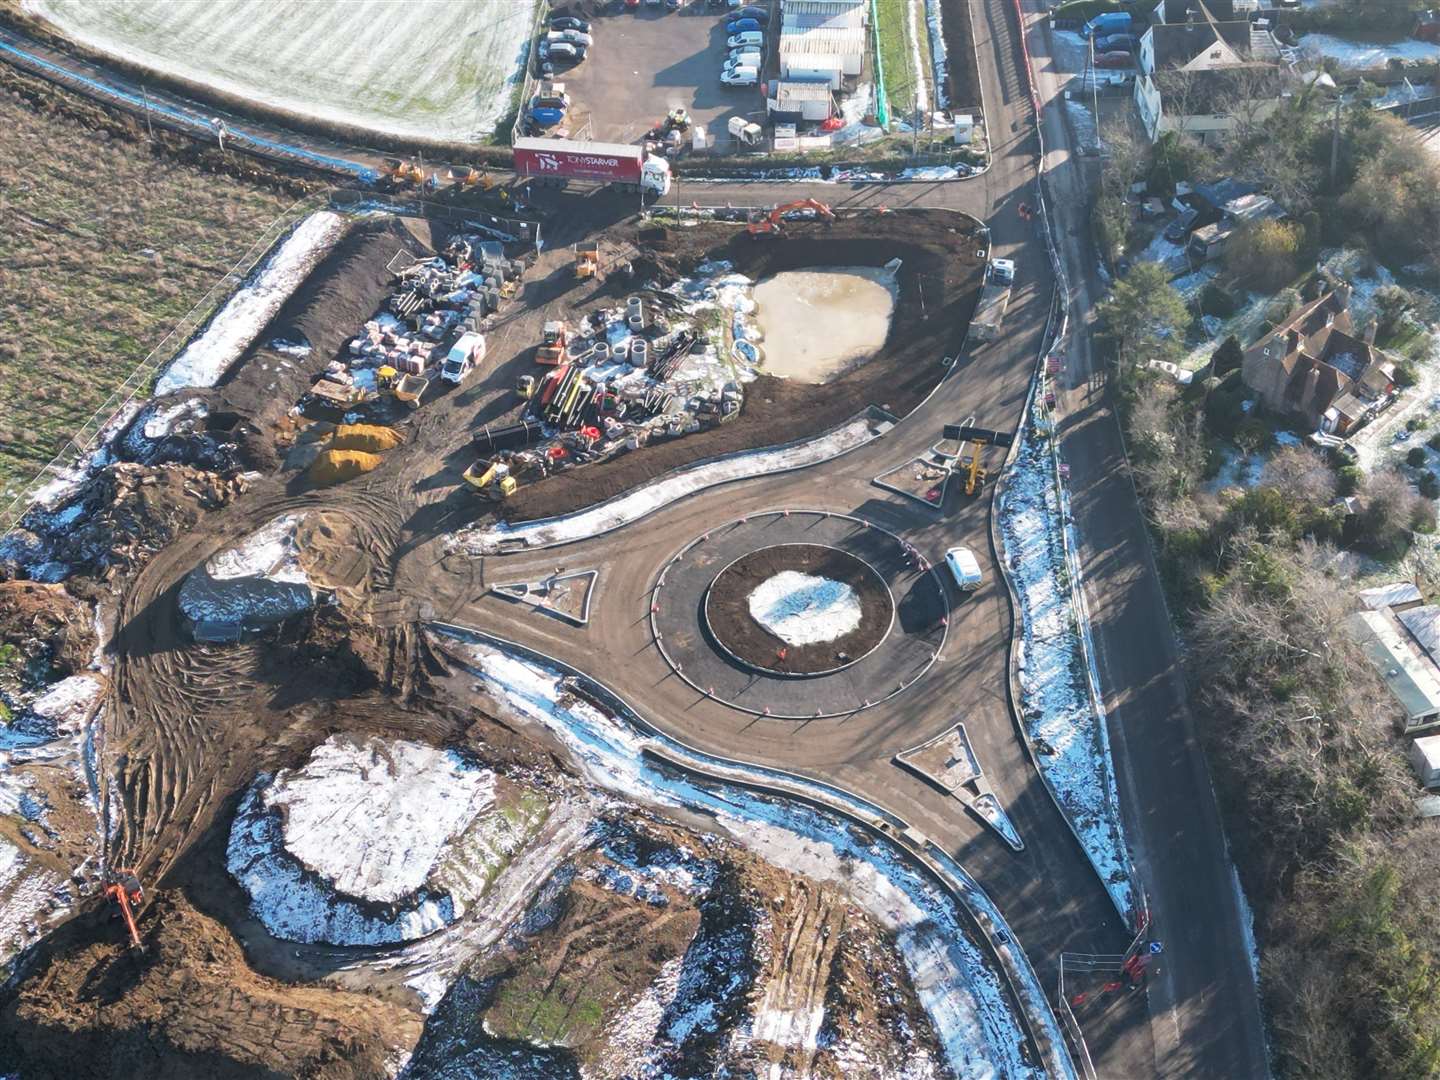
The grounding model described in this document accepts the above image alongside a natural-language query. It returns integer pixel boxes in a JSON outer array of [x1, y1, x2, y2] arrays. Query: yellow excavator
[[943, 423, 1015, 497], [959, 438, 988, 496]]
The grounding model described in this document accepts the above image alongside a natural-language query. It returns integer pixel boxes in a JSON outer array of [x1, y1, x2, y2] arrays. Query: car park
[[727, 30, 764, 48], [721, 65, 758, 85], [548, 15, 591, 32]]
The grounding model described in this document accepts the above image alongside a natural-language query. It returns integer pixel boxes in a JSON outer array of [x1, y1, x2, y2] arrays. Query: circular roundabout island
[[652, 511, 949, 718], [704, 544, 894, 676]]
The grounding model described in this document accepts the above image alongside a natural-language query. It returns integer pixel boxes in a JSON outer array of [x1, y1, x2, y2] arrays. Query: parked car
[[540, 41, 580, 65], [727, 47, 762, 66], [721, 65, 759, 85], [1094, 33, 1136, 51], [547, 28, 594, 46], [1094, 51, 1132, 68], [726, 16, 762, 32], [722, 55, 757, 75], [548, 15, 591, 31], [736, 5, 770, 21], [727, 30, 764, 48]]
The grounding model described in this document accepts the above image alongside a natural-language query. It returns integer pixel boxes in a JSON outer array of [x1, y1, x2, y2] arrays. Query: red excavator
[[104, 868, 145, 951], [746, 198, 836, 236]]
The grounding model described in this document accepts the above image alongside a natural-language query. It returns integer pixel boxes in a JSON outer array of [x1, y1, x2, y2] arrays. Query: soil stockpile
[[0, 892, 423, 1080], [705, 545, 893, 675], [503, 211, 984, 522]]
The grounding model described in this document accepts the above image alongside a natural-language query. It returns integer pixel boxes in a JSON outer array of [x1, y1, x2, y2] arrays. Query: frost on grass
[[227, 734, 550, 945], [155, 211, 346, 395], [998, 423, 1135, 921], [748, 572, 862, 646], [439, 631, 1050, 1080]]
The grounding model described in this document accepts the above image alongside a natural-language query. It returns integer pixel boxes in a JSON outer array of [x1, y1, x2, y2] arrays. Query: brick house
[[1239, 282, 1397, 434]]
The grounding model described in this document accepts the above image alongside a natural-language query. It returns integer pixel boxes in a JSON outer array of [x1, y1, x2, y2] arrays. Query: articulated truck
[[512, 137, 672, 197]]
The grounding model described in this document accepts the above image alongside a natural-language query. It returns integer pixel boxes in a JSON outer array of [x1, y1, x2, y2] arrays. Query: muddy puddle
[[753, 266, 897, 383]]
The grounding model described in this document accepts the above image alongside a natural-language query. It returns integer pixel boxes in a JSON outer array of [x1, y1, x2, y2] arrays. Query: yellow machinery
[[575, 242, 601, 281], [463, 459, 517, 501], [959, 439, 988, 496], [516, 374, 536, 400], [382, 158, 425, 187], [446, 166, 495, 189], [943, 422, 1015, 497]]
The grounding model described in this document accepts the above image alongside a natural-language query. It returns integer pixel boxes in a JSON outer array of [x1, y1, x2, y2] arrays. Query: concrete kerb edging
[[650, 510, 946, 718], [700, 542, 896, 678], [430, 622, 1074, 1080]]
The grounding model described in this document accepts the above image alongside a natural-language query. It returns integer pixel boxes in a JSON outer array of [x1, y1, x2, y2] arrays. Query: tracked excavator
[[103, 868, 145, 951], [746, 198, 835, 236]]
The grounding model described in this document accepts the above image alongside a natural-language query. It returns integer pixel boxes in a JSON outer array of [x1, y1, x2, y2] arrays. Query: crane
[[103, 868, 145, 951], [746, 198, 836, 236]]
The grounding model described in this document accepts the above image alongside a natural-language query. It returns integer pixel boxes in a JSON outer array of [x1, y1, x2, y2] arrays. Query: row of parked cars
[[718, 5, 769, 86], [1080, 10, 1140, 69], [538, 13, 594, 72]]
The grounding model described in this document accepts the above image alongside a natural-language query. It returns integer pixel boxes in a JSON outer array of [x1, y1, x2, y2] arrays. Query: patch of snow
[[922, 0, 949, 109], [177, 512, 315, 627], [1298, 33, 1440, 70], [205, 512, 309, 584], [1229, 862, 1261, 983], [1206, 446, 1266, 493], [451, 413, 886, 554], [154, 211, 346, 395], [998, 417, 1135, 921], [1063, 98, 1098, 154], [440, 631, 1057, 1080], [747, 572, 862, 646]]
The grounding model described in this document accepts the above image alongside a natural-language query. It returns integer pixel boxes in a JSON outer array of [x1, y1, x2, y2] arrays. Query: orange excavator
[[104, 868, 145, 951], [746, 198, 836, 236]]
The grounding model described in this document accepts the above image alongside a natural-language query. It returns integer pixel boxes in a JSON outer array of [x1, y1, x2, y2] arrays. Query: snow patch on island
[[177, 512, 315, 630], [748, 572, 862, 646]]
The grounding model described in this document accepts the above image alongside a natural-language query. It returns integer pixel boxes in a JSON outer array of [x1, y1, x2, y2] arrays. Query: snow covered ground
[[26, 1, 537, 142], [177, 512, 316, 628], [227, 735, 551, 946], [748, 573, 862, 646], [155, 211, 346, 395], [997, 417, 1135, 922], [1298, 32, 1440, 69], [439, 629, 1062, 1080], [450, 411, 889, 554]]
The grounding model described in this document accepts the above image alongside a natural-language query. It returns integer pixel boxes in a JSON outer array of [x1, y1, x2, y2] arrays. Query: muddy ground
[[504, 212, 985, 522], [705, 544, 893, 675]]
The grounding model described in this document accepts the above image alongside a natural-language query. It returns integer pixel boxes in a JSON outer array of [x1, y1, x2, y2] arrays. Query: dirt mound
[[308, 449, 383, 487], [0, 580, 96, 682], [330, 424, 404, 453], [206, 217, 432, 455], [0, 892, 422, 1080]]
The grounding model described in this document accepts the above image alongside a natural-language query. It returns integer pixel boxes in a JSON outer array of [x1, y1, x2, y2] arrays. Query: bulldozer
[[103, 868, 145, 951], [463, 459, 517, 500], [380, 157, 425, 190], [575, 242, 602, 281]]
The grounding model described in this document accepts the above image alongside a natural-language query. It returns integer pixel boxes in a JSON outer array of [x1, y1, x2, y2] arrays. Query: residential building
[[1349, 605, 1440, 733], [1239, 282, 1397, 434]]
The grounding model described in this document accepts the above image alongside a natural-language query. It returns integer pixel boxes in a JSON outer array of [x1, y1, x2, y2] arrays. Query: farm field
[[0, 77, 294, 505], [24, 0, 538, 142]]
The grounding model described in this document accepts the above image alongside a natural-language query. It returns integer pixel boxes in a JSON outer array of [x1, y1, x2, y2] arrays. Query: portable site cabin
[[778, 26, 866, 75], [778, 53, 845, 89], [768, 80, 834, 121], [1412, 735, 1440, 788]]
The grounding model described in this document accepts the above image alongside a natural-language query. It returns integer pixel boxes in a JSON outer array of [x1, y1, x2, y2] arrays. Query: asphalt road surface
[[2, 1, 1272, 1074]]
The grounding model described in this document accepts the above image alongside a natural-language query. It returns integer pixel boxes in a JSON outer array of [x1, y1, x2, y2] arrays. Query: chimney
[[1364, 317, 1378, 345], [1333, 279, 1352, 311], [1287, 329, 1301, 352]]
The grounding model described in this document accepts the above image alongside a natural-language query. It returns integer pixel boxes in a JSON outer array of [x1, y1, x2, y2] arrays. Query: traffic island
[[651, 511, 947, 719]]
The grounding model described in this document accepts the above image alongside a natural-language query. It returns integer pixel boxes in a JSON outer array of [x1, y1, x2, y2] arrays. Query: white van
[[726, 30, 764, 49], [442, 332, 485, 385], [726, 47, 762, 67], [945, 546, 982, 591], [721, 65, 758, 86]]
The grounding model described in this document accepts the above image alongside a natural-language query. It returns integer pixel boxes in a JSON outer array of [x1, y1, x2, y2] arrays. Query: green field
[[0, 85, 294, 504], [875, 0, 934, 124]]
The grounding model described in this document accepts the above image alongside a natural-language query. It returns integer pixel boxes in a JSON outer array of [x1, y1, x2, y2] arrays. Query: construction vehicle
[[943, 423, 1015, 496], [728, 116, 764, 146], [746, 198, 836, 236], [380, 157, 425, 189], [537, 320, 569, 365], [386, 371, 429, 408], [971, 259, 1015, 343], [575, 242, 602, 281], [649, 107, 691, 139], [463, 459, 517, 501], [517, 374, 537, 400], [445, 165, 495, 190], [513, 136, 672, 196], [103, 869, 145, 951]]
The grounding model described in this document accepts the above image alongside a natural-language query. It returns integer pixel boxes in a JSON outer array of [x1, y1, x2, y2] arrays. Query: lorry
[[513, 137, 672, 196], [442, 332, 486, 385], [970, 260, 1014, 343]]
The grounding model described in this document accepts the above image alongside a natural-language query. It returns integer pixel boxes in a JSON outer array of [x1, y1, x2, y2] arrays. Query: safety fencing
[[0, 191, 327, 539]]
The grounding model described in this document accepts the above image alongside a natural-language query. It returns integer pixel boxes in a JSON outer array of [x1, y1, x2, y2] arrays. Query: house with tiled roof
[[1239, 282, 1397, 434]]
